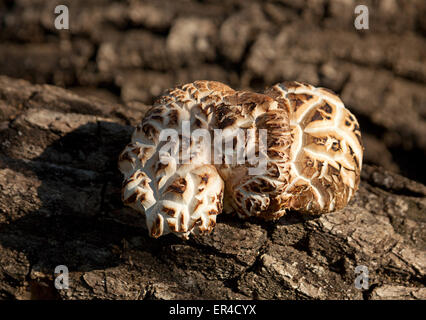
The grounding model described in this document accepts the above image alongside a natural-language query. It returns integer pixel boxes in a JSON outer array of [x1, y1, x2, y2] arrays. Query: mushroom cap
[[265, 81, 363, 214], [119, 81, 231, 238], [118, 80, 363, 238]]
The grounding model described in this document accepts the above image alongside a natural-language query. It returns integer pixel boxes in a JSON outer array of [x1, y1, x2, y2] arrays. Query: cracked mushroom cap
[[265, 81, 363, 214], [118, 80, 363, 238], [118, 81, 230, 239]]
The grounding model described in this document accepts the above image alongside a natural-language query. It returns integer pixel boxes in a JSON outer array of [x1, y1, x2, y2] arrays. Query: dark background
[[0, 0, 425, 182]]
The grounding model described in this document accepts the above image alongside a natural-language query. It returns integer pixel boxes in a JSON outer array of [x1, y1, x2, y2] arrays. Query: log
[[0, 76, 424, 300]]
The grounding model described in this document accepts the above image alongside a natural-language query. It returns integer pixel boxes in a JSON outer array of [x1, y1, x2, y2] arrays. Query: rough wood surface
[[0, 76, 425, 300]]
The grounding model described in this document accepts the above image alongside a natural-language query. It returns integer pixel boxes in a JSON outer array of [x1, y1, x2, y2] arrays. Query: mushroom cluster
[[118, 81, 363, 238]]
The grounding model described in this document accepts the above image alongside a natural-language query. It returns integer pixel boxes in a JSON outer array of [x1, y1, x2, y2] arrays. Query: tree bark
[[0, 76, 424, 300]]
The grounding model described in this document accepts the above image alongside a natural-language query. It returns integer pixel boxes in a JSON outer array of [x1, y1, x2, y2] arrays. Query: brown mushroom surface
[[119, 81, 363, 238]]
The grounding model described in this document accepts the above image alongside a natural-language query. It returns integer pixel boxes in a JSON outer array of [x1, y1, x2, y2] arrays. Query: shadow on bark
[[0, 120, 310, 278]]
